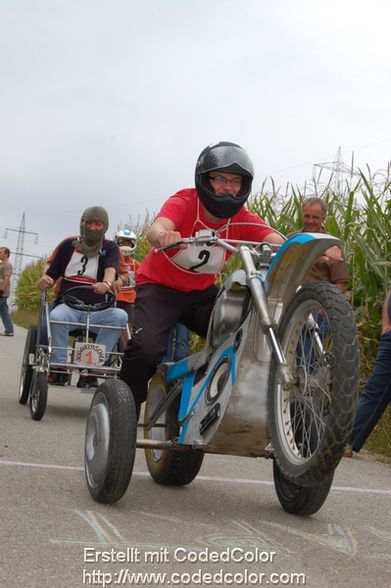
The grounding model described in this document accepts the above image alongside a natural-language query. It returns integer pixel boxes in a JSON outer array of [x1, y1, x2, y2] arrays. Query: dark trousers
[[119, 283, 218, 407], [349, 332, 391, 451]]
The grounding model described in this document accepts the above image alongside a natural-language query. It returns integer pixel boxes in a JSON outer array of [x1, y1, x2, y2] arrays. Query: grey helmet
[[195, 141, 254, 218]]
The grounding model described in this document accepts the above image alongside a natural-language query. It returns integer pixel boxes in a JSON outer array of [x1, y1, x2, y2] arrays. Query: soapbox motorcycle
[[84, 230, 359, 515]]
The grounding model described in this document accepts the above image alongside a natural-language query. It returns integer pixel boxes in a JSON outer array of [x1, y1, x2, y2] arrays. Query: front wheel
[[19, 325, 37, 404], [268, 282, 360, 486], [30, 372, 48, 421], [144, 370, 204, 485], [273, 459, 334, 516], [84, 379, 137, 504]]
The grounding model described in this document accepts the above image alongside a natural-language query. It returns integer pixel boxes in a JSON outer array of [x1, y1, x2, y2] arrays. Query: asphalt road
[[1, 326, 390, 588]]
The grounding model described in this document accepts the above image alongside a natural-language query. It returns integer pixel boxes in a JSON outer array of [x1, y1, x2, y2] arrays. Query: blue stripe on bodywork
[[178, 347, 236, 443], [166, 358, 189, 382]]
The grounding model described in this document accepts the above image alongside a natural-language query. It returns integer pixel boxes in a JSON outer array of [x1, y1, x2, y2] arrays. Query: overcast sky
[[1, 0, 390, 265]]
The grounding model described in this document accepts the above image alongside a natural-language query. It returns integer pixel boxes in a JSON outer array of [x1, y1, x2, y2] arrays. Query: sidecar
[[84, 233, 360, 514], [19, 287, 130, 421]]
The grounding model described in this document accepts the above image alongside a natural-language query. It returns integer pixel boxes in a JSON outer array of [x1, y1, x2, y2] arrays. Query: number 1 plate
[[74, 342, 106, 366]]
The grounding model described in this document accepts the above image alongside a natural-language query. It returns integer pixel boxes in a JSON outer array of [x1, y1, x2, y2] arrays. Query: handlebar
[[155, 229, 280, 256]]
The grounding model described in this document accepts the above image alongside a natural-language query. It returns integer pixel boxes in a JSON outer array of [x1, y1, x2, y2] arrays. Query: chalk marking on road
[[75, 510, 127, 544], [200, 519, 293, 554], [265, 521, 358, 555], [1, 458, 390, 495]]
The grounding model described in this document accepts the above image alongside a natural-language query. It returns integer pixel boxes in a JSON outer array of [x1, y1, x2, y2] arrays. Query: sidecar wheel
[[84, 379, 137, 504], [144, 371, 204, 485], [273, 459, 334, 516], [30, 372, 48, 421], [269, 282, 359, 486], [19, 325, 37, 404]]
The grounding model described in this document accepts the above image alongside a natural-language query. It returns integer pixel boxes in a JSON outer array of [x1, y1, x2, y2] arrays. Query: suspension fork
[[240, 247, 294, 389]]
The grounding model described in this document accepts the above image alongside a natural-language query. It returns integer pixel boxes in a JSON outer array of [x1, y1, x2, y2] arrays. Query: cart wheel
[[268, 282, 360, 485], [19, 325, 37, 404], [273, 459, 334, 516], [144, 370, 204, 485], [30, 372, 48, 421], [84, 379, 137, 504]]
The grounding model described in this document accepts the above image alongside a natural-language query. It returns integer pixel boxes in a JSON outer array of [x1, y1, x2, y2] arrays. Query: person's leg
[[173, 323, 190, 362], [90, 307, 128, 361], [349, 332, 391, 452], [161, 327, 175, 363], [181, 284, 219, 339], [120, 285, 189, 408], [49, 303, 78, 363], [0, 297, 14, 334]]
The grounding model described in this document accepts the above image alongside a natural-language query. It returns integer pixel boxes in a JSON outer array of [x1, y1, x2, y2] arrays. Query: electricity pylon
[[313, 147, 358, 195], [4, 213, 40, 304]]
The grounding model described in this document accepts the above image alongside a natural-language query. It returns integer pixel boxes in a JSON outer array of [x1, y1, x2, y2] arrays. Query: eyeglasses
[[208, 175, 242, 187]]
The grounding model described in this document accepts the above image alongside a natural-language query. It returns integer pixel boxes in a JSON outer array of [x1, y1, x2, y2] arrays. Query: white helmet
[[114, 228, 137, 254]]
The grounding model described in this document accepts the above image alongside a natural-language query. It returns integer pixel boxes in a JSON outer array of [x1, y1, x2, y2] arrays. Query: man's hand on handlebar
[[92, 281, 112, 295], [155, 229, 183, 248], [38, 274, 55, 291]]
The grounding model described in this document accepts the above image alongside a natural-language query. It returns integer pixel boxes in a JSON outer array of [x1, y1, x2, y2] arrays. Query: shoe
[[77, 375, 99, 389], [343, 445, 353, 458], [48, 371, 69, 386], [1, 332, 14, 337]]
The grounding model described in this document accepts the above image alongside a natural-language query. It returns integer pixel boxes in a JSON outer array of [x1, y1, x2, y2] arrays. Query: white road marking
[[0, 458, 390, 495]]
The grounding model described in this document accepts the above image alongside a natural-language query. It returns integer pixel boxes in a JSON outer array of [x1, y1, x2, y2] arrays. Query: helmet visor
[[200, 145, 254, 176]]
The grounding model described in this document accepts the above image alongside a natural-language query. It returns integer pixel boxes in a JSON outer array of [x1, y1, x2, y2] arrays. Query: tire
[[273, 459, 334, 516], [268, 282, 360, 486], [84, 379, 137, 504], [30, 372, 48, 421], [19, 325, 37, 404], [144, 370, 204, 485]]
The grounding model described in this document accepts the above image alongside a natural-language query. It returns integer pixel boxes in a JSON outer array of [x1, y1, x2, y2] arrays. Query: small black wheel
[[269, 282, 360, 485], [144, 370, 204, 485], [273, 459, 334, 516], [84, 379, 137, 504], [30, 372, 48, 421], [19, 325, 37, 404]]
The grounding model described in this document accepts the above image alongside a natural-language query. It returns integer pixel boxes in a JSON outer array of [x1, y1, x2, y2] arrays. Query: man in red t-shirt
[[119, 141, 284, 416]]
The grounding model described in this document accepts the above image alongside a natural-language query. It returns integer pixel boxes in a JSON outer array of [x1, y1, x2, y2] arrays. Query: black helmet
[[195, 141, 254, 219]]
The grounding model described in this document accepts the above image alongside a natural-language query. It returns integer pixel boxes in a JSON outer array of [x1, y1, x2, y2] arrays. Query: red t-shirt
[[137, 188, 274, 292]]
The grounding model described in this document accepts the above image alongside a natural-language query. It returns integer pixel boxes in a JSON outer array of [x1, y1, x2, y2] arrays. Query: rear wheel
[[30, 372, 48, 421], [273, 459, 334, 515], [19, 325, 37, 404], [144, 370, 204, 485], [84, 379, 137, 504], [269, 283, 359, 486]]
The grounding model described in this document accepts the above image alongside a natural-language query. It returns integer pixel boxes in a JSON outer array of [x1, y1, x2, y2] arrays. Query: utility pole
[[4, 212, 40, 305]]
